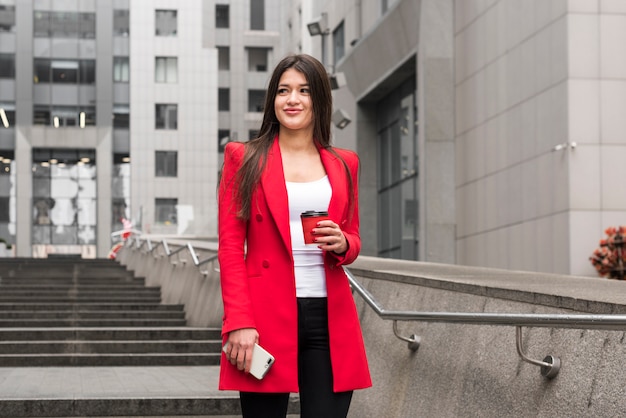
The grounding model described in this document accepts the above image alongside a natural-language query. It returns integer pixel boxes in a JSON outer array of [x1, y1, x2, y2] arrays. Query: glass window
[[0, 5, 16, 33], [333, 21, 345, 63], [113, 105, 129, 129], [217, 47, 230, 70], [218, 129, 230, 153], [216, 5, 229, 28], [79, 12, 96, 39], [31, 148, 97, 245], [155, 151, 177, 177], [50, 12, 79, 38], [51, 61, 78, 84], [113, 57, 129, 82], [112, 153, 130, 238], [155, 57, 178, 83], [80, 60, 96, 84], [34, 59, 51, 83], [247, 48, 269, 72], [248, 90, 265, 112], [33, 11, 50, 37], [33, 106, 51, 125], [250, 0, 264, 30], [218, 88, 230, 111], [0, 197, 9, 222], [0, 54, 15, 78], [113, 9, 130, 36], [155, 198, 177, 224], [155, 10, 177, 36], [248, 130, 259, 140], [155, 104, 177, 130], [0, 103, 15, 127]]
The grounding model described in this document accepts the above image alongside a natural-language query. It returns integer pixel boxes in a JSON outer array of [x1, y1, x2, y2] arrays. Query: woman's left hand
[[312, 220, 348, 254]]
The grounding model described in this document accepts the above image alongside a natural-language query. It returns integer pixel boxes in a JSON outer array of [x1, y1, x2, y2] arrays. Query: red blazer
[[218, 138, 372, 393]]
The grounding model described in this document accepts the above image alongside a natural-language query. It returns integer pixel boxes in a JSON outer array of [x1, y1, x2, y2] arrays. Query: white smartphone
[[222, 342, 275, 380]]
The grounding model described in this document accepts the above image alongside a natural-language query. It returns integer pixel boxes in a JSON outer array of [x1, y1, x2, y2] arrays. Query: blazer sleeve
[[218, 142, 256, 336], [327, 150, 361, 266]]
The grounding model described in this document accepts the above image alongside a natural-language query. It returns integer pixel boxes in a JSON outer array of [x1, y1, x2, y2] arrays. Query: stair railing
[[120, 236, 626, 380], [343, 267, 626, 379]]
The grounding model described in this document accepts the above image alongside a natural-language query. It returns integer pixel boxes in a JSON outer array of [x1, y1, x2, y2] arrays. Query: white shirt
[[285, 175, 332, 297]]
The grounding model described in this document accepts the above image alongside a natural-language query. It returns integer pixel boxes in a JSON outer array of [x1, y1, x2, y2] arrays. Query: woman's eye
[[277, 88, 288, 94], [300, 88, 310, 94]]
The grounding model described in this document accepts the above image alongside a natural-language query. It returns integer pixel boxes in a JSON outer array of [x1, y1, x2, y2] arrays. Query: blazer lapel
[[261, 138, 292, 255]]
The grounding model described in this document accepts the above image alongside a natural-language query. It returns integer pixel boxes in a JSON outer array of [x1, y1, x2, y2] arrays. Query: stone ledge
[[350, 256, 626, 314]]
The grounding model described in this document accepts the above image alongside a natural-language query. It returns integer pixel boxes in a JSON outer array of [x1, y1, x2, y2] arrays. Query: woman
[[218, 54, 371, 417]]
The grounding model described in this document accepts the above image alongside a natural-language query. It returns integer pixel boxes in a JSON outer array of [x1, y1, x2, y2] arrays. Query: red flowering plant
[[589, 226, 626, 280]]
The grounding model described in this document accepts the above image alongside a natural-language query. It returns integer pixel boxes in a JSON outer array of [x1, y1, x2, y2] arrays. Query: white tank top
[[285, 175, 332, 297]]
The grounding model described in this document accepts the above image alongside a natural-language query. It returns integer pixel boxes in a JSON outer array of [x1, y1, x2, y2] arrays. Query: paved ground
[[0, 365, 232, 400]]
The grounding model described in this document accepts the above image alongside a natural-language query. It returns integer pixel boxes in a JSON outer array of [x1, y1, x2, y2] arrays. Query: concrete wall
[[454, 0, 626, 276], [349, 257, 626, 417]]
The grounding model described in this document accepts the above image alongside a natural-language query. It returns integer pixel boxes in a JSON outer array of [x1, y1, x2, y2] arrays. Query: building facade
[[302, 0, 626, 276], [0, 0, 218, 258]]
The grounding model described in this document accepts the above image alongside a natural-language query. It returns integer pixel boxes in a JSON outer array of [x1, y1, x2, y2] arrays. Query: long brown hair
[[231, 54, 354, 220]]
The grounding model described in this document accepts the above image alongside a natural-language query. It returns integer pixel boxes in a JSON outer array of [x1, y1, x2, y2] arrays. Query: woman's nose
[[287, 90, 299, 103]]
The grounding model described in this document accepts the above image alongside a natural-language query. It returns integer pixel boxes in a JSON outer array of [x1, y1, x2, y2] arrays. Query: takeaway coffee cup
[[300, 211, 330, 244]]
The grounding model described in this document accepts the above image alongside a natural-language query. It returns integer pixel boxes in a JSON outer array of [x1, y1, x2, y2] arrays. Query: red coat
[[217, 138, 372, 393]]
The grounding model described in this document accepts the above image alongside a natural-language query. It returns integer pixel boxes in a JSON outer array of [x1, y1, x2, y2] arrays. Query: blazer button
[[262, 260, 270, 268], [256, 214, 263, 222]]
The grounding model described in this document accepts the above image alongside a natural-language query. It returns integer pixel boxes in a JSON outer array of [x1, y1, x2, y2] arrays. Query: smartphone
[[222, 342, 275, 380]]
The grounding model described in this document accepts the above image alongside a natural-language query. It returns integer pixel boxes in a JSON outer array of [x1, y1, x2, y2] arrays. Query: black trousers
[[240, 297, 353, 418]]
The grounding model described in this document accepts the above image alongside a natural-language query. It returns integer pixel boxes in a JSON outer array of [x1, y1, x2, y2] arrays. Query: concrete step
[[0, 284, 154, 291], [0, 352, 221, 367], [0, 302, 183, 311], [0, 289, 161, 297], [0, 310, 185, 319], [0, 295, 162, 303], [0, 318, 188, 327], [0, 327, 221, 341], [0, 340, 221, 354], [0, 366, 301, 417]]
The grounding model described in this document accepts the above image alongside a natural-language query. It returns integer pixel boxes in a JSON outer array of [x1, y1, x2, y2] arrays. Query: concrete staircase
[[0, 257, 252, 417]]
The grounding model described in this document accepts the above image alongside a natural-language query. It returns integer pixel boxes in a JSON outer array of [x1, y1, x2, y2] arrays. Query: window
[[113, 57, 130, 82], [247, 48, 269, 72], [250, 0, 264, 30], [0, 5, 16, 32], [218, 129, 230, 153], [79, 60, 96, 84], [333, 21, 345, 63], [33, 106, 95, 127], [155, 104, 177, 130], [113, 9, 130, 36], [248, 90, 265, 112], [249, 130, 259, 140], [78, 13, 96, 39], [34, 11, 96, 38], [34, 59, 96, 84], [155, 151, 177, 177], [155, 57, 178, 83], [0, 103, 15, 127], [31, 148, 97, 245], [113, 105, 129, 129], [0, 54, 15, 78], [216, 5, 229, 28], [155, 10, 177, 36], [218, 89, 230, 111], [52, 61, 78, 83], [217, 47, 230, 70], [155, 198, 177, 224]]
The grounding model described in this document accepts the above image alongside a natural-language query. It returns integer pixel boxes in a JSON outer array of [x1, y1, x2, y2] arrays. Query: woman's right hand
[[224, 328, 259, 373]]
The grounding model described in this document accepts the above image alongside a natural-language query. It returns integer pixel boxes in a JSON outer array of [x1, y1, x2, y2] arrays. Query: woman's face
[[274, 68, 314, 134]]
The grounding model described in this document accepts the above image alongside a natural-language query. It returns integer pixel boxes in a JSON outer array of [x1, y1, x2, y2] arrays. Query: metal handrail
[[121, 237, 626, 379], [343, 267, 626, 379]]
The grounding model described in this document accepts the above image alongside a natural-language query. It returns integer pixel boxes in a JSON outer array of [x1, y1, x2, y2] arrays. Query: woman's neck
[[278, 128, 316, 154]]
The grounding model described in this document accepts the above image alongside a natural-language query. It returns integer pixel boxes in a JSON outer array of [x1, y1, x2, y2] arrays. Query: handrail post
[[515, 326, 560, 379]]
